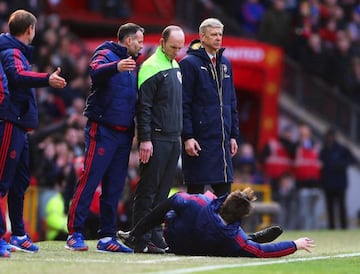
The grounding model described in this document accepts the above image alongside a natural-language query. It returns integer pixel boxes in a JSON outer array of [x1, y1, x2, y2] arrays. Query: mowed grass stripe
[[150, 252, 360, 274]]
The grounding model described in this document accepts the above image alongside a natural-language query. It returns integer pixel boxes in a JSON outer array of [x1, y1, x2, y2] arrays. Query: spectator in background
[[0, 9, 66, 255], [0, 1, 9, 31], [44, 179, 68, 241], [259, 125, 296, 201], [277, 172, 297, 230], [133, 25, 185, 254], [292, 0, 322, 58], [66, 23, 144, 253], [233, 143, 264, 185], [93, 0, 132, 19], [327, 33, 355, 95], [343, 56, 360, 103], [320, 128, 355, 229], [180, 18, 240, 197], [237, 0, 265, 38], [299, 33, 330, 80], [294, 124, 322, 230], [347, 6, 360, 45], [64, 127, 83, 157], [258, 0, 290, 49], [319, 18, 339, 49]]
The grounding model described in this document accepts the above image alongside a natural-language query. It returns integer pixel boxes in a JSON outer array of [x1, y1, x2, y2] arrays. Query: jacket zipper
[[211, 61, 227, 182]]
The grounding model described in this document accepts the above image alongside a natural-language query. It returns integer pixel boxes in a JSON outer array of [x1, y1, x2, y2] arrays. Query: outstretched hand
[[49, 67, 67, 89], [294, 237, 315, 253], [117, 56, 136, 72]]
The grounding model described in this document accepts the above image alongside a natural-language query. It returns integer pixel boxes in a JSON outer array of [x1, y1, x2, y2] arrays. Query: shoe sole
[[96, 249, 133, 253], [64, 244, 88, 251], [10, 244, 38, 253]]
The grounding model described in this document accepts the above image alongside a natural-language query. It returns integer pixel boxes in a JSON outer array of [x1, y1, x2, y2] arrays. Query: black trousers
[[132, 139, 180, 247], [325, 189, 348, 229], [186, 182, 230, 197]]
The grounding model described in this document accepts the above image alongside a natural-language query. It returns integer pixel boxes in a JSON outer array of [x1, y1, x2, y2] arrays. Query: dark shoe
[[116, 230, 136, 249], [151, 236, 168, 250], [134, 241, 165, 254], [248, 225, 283, 243]]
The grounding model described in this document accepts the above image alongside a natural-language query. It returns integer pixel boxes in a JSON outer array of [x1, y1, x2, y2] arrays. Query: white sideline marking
[[134, 257, 203, 264], [150, 252, 360, 274]]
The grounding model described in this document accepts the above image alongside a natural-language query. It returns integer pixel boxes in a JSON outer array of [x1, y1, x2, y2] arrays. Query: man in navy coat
[[180, 18, 240, 196]]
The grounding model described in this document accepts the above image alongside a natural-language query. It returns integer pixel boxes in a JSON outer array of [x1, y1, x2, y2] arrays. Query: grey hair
[[199, 18, 224, 34]]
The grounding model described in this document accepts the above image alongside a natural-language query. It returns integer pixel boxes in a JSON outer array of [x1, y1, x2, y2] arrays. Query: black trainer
[[116, 230, 136, 249], [248, 225, 283, 243]]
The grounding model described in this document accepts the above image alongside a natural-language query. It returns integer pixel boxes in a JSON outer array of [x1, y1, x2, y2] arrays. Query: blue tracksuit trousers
[[67, 121, 133, 238], [0, 121, 30, 237]]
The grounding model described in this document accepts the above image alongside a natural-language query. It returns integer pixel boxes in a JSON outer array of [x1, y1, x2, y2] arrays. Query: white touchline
[[150, 252, 360, 274]]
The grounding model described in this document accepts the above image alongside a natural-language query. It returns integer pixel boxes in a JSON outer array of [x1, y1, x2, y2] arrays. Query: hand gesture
[[185, 138, 201, 157], [294, 237, 315, 253], [117, 56, 136, 72], [49, 67, 67, 89]]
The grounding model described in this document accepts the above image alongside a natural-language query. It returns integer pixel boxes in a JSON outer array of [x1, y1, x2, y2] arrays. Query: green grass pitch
[[2, 230, 360, 274]]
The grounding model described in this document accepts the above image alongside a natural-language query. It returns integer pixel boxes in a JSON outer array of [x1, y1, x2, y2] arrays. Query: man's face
[[127, 30, 144, 57], [161, 30, 185, 61], [200, 27, 223, 53]]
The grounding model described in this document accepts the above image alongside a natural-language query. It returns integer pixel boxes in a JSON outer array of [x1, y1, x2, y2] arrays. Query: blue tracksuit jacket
[[164, 192, 297, 257], [84, 41, 137, 128], [0, 62, 10, 117], [0, 33, 50, 129]]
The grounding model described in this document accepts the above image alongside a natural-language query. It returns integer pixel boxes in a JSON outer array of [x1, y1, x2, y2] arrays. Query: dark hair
[[219, 187, 257, 224], [162, 25, 183, 42], [117, 23, 144, 43], [8, 9, 37, 36]]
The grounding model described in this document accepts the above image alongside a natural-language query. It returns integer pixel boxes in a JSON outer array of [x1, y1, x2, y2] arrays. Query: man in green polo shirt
[[133, 25, 185, 253]]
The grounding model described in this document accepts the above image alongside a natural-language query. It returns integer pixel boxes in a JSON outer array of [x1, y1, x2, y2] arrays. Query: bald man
[[133, 26, 185, 253]]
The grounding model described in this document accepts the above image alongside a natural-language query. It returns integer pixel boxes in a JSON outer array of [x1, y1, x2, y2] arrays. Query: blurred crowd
[[0, 0, 358, 241], [232, 121, 355, 231], [212, 0, 360, 104]]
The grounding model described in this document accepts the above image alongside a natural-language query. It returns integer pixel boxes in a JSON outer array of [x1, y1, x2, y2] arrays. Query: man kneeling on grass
[[118, 187, 315, 257]]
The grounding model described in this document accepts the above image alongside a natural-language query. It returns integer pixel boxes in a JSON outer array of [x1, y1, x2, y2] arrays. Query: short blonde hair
[[199, 18, 224, 34]]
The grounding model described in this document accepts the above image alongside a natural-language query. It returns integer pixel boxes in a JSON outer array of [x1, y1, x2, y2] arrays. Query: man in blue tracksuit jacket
[[66, 23, 144, 253], [0, 9, 66, 257], [118, 188, 315, 257]]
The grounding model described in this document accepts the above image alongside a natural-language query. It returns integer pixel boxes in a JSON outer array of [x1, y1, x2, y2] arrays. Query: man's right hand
[[294, 237, 315, 253], [184, 138, 201, 157], [139, 141, 153, 164], [49, 67, 67, 88]]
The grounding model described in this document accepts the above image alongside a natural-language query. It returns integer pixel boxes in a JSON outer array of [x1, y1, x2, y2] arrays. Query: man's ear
[[160, 38, 165, 49], [199, 32, 205, 43], [26, 25, 32, 35], [125, 36, 132, 46]]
